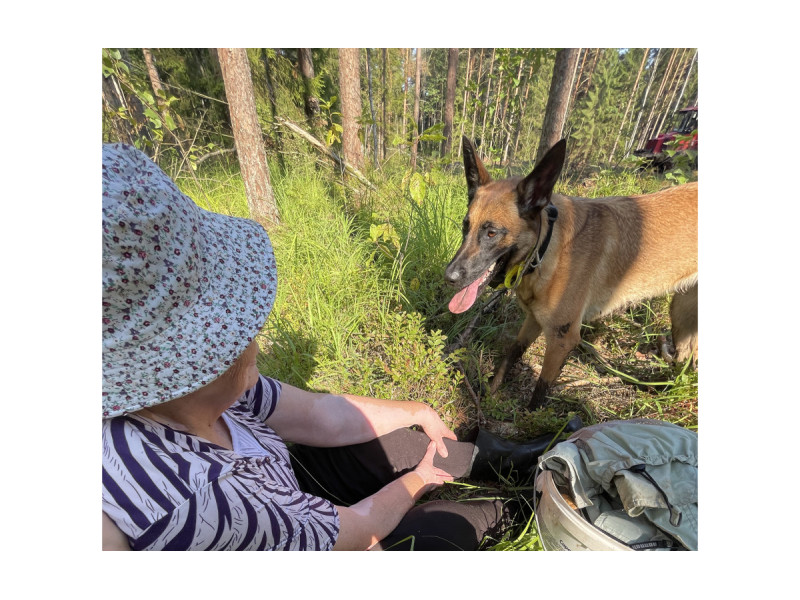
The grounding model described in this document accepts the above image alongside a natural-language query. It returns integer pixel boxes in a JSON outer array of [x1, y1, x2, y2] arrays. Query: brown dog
[[445, 137, 697, 410]]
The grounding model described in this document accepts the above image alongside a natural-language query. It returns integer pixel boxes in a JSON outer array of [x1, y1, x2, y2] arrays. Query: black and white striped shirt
[[102, 376, 340, 550]]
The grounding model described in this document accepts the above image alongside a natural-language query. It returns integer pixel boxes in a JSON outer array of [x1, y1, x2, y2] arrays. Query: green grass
[[177, 150, 698, 551]]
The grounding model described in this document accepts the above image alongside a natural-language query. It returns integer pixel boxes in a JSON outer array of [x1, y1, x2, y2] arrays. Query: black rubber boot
[[467, 415, 583, 482]]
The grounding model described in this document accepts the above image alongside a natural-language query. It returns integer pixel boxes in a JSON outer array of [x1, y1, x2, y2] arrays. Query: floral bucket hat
[[102, 143, 277, 418]]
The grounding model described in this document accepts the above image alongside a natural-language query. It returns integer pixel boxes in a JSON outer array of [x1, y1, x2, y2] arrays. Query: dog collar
[[501, 204, 559, 289]]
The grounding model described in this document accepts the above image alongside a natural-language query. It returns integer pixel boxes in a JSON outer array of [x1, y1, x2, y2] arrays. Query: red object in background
[[635, 107, 697, 170]]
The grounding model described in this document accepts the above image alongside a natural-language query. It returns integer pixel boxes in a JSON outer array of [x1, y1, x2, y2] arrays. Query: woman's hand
[[413, 441, 454, 494], [418, 406, 458, 458], [334, 441, 453, 550]]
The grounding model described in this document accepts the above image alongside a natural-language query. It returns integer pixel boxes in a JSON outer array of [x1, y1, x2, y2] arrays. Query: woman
[[101, 143, 570, 551]]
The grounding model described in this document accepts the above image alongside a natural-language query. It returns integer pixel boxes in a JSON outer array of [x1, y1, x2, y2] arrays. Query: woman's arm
[[102, 512, 131, 551], [333, 441, 451, 550], [266, 382, 457, 456]]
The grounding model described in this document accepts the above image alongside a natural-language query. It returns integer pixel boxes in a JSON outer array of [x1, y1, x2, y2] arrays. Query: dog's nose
[[444, 266, 462, 286]]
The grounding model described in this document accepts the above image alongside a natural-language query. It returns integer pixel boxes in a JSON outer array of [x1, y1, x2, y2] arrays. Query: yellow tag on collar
[[504, 263, 523, 289]]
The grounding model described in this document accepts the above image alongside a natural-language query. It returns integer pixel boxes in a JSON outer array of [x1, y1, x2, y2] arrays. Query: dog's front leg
[[489, 314, 542, 394], [528, 321, 582, 410]]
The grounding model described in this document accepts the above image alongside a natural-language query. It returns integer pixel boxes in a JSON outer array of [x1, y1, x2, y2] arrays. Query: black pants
[[289, 428, 508, 551]]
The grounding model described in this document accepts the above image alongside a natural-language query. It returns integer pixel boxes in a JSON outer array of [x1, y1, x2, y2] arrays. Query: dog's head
[[444, 137, 566, 313]]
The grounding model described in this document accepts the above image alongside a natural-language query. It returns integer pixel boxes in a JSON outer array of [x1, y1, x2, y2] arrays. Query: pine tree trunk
[[299, 48, 322, 135], [142, 48, 187, 162], [441, 48, 459, 158], [338, 48, 365, 172], [260, 49, 285, 172], [217, 48, 278, 228], [535, 48, 580, 163], [411, 48, 422, 171], [142, 48, 164, 97]]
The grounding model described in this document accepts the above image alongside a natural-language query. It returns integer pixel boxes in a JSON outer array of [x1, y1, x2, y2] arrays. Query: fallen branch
[[194, 147, 236, 166], [550, 376, 619, 391], [276, 117, 376, 190]]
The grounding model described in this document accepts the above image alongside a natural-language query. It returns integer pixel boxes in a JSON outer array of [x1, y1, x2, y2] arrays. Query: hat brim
[[102, 201, 277, 418]]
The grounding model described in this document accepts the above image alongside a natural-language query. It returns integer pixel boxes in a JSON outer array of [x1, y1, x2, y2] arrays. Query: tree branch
[[276, 117, 376, 190]]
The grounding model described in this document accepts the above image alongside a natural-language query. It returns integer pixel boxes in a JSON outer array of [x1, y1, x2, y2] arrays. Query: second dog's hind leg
[[489, 314, 542, 394], [671, 282, 698, 368]]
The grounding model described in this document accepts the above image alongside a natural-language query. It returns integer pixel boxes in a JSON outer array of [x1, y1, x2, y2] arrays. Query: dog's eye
[[486, 229, 497, 239]]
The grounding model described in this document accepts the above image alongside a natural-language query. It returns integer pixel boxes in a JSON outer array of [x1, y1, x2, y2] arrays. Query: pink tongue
[[448, 270, 488, 314]]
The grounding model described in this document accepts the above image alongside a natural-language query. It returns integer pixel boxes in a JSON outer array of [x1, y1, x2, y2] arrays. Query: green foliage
[[568, 50, 629, 169], [318, 96, 343, 146], [664, 131, 698, 185], [102, 49, 181, 150]]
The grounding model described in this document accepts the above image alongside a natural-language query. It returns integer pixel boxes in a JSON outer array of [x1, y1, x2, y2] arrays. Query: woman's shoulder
[[238, 374, 282, 421]]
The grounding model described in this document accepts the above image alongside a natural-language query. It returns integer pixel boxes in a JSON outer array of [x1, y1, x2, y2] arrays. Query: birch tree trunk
[[217, 48, 278, 228]]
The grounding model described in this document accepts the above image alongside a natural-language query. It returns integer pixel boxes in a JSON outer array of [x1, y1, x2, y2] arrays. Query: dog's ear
[[462, 136, 492, 204], [517, 139, 566, 218]]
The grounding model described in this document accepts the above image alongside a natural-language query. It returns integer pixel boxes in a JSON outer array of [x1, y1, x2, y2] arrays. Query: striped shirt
[[102, 375, 340, 550]]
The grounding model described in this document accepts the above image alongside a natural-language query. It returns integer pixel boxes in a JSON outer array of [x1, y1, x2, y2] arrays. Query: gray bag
[[537, 418, 698, 550]]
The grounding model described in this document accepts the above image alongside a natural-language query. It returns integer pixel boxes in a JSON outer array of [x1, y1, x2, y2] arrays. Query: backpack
[[535, 419, 698, 551]]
